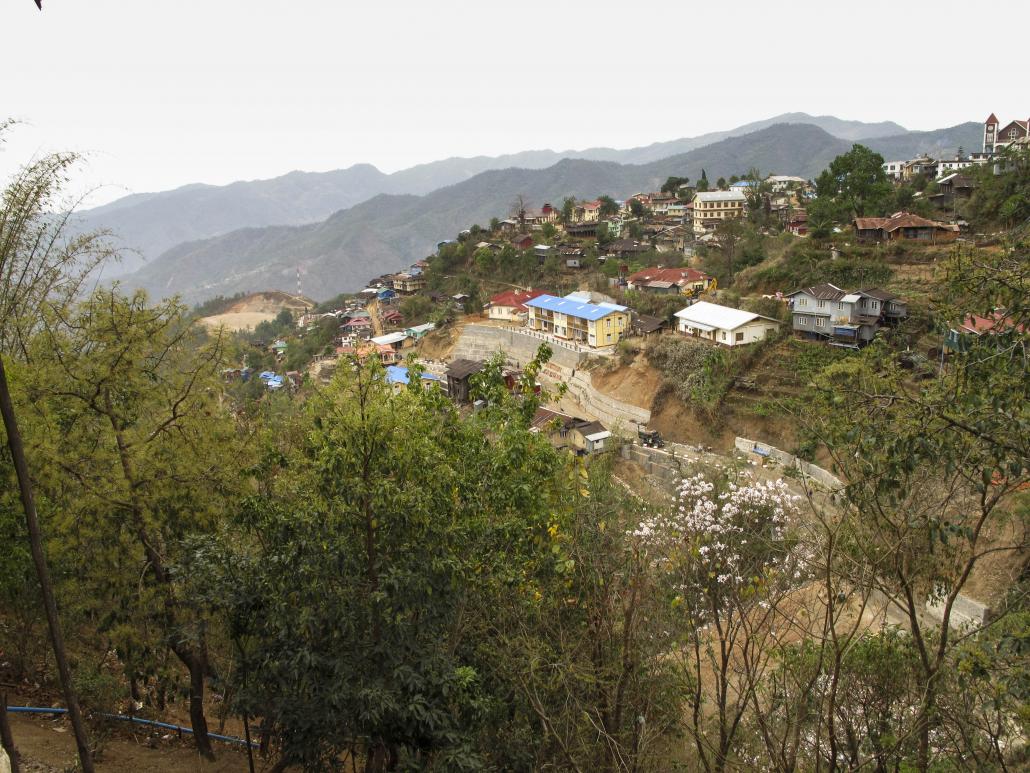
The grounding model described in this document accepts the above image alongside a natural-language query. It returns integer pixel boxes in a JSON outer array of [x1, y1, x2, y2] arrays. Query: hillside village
[[6, 0, 1030, 769], [223, 112, 1028, 456]]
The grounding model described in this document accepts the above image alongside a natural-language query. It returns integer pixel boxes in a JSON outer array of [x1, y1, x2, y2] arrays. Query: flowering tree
[[635, 471, 807, 772]]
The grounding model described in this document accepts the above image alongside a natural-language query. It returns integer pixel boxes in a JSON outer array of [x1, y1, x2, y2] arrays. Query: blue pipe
[[4, 706, 257, 748]]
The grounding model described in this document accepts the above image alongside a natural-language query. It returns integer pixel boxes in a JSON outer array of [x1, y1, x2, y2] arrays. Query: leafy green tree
[[628, 198, 649, 218], [814, 143, 894, 218], [661, 176, 689, 194], [597, 195, 619, 219], [561, 196, 576, 225], [716, 177, 727, 190], [697, 169, 709, 193], [489, 217, 500, 233], [204, 352, 569, 770], [541, 222, 556, 241], [0, 125, 112, 773], [24, 290, 243, 759]]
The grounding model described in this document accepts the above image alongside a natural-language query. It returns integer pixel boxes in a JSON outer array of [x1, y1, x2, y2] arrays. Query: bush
[[647, 337, 727, 410]]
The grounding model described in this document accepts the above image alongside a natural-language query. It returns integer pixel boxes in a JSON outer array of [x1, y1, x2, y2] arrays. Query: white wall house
[[882, 160, 905, 180], [674, 301, 781, 346]]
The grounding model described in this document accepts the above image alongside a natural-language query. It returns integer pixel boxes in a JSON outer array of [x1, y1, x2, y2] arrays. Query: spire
[[985, 113, 999, 126]]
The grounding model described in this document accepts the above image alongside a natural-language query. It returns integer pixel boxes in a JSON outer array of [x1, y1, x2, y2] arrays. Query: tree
[[697, 170, 709, 193], [628, 198, 649, 218], [204, 351, 577, 770], [715, 177, 727, 190], [512, 194, 528, 233], [661, 176, 689, 194], [814, 143, 894, 218], [597, 195, 619, 219], [561, 196, 576, 225], [801, 244, 1030, 770], [715, 217, 746, 283], [634, 471, 809, 771], [489, 217, 500, 233], [24, 290, 242, 759], [541, 222, 556, 241], [0, 127, 113, 773]]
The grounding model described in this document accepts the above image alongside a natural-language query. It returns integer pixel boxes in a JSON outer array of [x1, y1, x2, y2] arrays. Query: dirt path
[[5, 710, 269, 772]]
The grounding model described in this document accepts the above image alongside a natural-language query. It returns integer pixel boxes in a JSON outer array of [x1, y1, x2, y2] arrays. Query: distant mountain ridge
[[121, 121, 982, 304], [77, 112, 950, 275]]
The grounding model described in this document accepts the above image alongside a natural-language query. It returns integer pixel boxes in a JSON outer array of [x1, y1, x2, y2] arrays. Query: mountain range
[[77, 112, 941, 277], [113, 120, 982, 303]]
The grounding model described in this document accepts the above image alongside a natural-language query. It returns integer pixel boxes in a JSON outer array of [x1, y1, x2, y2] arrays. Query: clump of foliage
[[647, 336, 728, 410]]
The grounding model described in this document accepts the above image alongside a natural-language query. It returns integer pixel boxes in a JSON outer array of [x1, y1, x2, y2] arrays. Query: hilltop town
[[223, 113, 1027, 454]]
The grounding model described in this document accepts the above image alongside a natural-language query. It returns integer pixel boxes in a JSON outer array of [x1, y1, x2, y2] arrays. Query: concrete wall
[[451, 324, 586, 370], [451, 324, 650, 431], [734, 436, 844, 490]]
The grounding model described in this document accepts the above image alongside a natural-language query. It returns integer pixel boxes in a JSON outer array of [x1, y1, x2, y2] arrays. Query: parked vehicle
[[638, 427, 665, 448]]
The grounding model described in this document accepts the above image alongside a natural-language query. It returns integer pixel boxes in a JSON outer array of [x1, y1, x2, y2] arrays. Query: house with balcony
[[787, 283, 907, 347], [524, 293, 630, 348]]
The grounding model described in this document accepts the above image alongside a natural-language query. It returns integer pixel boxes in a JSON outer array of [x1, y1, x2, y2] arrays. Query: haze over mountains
[[84, 114, 981, 303]]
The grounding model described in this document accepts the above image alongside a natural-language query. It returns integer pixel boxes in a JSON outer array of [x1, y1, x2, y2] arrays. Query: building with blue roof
[[385, 365, 442, 392], [524, 294, 630, 347]]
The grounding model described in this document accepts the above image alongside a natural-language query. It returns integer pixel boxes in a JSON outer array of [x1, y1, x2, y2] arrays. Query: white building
[[766, 175, 808, 192], [674, 301, 781, 346], [691, 190, 747, 235], [882, 160, 905, 180]]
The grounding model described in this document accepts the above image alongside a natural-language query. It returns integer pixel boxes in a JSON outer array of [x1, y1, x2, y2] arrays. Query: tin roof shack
[[852, 212, 958, 244], [445, 359, 484, 404]]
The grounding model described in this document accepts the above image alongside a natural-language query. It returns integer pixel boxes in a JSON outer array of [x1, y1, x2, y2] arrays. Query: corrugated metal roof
[[525, 294, 627, 321], [371, 332, 408, 346], [674, 301, 776, 331], [693, 190, 747, 202]]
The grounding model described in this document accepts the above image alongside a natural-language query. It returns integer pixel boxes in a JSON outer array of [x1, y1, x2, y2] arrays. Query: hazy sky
[[1, 0, 1025, 206]]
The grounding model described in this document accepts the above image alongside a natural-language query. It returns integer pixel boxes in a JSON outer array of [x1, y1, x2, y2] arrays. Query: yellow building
[[691, 190, 747, 235], [525, 294, 629, 348]]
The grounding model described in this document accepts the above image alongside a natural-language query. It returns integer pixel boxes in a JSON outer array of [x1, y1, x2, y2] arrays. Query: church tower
[[984, 113, 999, 154]]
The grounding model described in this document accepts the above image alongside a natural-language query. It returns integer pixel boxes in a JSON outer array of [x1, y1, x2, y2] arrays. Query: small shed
[[445, 359, 485, 403]]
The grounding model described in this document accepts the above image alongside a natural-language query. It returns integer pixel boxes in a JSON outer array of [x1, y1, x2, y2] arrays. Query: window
[[871, 301, 879, 310], [735, 331, 744, 342], [818, 300, 825, 308], [721, 331, 727, 340], [838, 302, 845, 310], [815, 318, 824, 327], [797, 316, 808, 325], [798, 298, 807, 306]]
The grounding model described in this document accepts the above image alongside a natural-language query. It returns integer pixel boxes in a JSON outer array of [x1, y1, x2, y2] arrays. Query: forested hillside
[[75, 116, 978, 280], [120, 121, 981, 303]]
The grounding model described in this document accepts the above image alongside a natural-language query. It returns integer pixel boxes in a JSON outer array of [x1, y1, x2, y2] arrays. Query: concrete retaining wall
[[564, 371, 651, 431], [452, 324, 650, 431], [734, 437, 844, 490], [451, 324, 586, 370]]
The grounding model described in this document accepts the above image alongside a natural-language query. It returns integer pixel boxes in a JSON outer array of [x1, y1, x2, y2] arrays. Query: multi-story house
[[787, 283, 907, 347], [691, 190, 747, 235], [572, 201, 601, 224], [524, 293, 629, 348], [882, 160, 905, 180]]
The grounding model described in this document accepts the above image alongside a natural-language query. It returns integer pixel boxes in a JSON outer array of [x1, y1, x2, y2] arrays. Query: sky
[[1, 0, 1025, 207]]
